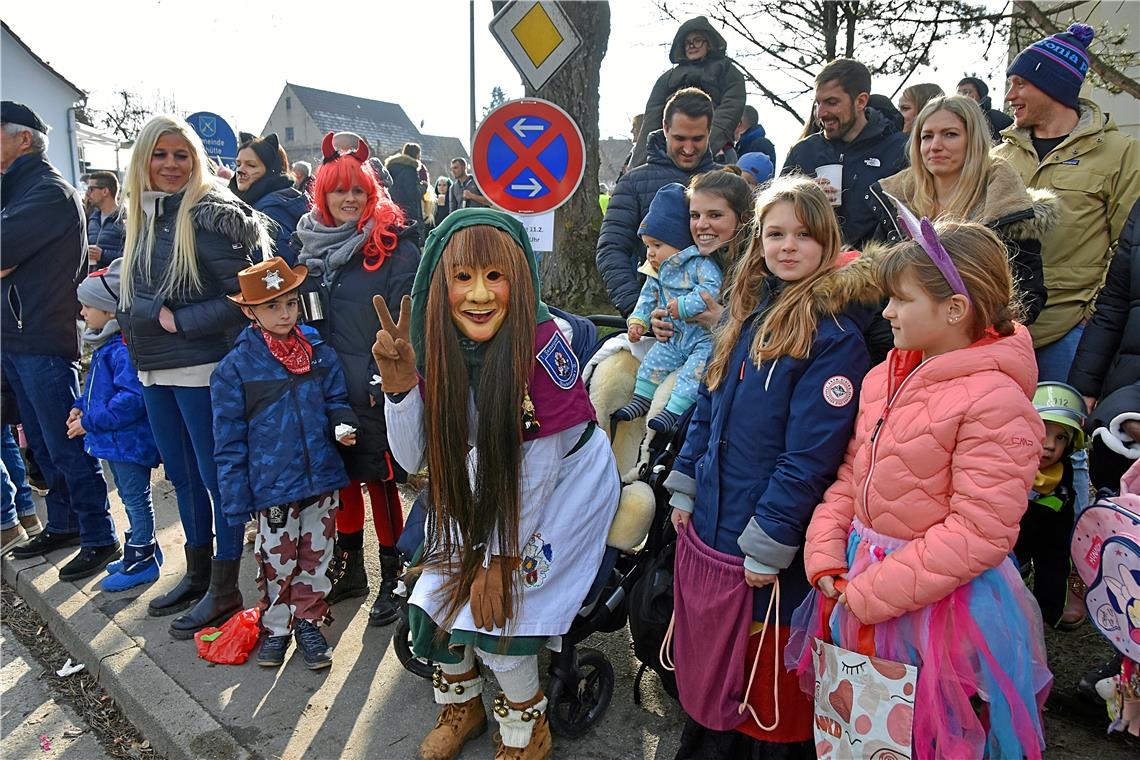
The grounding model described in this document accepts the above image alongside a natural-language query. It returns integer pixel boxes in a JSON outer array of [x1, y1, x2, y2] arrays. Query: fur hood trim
[[811, 245, 887, 315], [385, 153, 420, 169], [877, 159, 1059, 240], [189, 190, 272, 256]]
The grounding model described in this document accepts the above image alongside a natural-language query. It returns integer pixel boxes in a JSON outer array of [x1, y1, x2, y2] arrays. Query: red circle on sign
[[471, 98, 585, 215]]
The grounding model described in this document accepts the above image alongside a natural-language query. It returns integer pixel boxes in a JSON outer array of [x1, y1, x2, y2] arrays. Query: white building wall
[[1, 26, 83, 184]]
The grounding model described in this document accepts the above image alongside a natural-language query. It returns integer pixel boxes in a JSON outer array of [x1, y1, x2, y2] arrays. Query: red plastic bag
[[194, 607, 261, 665]]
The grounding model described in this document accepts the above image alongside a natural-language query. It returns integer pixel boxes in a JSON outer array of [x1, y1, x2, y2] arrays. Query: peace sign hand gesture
[[372, 295, 418, 394]]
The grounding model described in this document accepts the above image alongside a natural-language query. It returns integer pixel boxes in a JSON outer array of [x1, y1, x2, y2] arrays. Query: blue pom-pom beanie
[[1007, 23, 1094, 110], [639, 183, 693, 252]]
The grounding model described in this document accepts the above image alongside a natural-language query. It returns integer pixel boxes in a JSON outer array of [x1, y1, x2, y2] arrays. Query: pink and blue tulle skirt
[[788, 519, 1052, 759]]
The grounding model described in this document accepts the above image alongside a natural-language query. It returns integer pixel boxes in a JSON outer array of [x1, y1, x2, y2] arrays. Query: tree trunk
[[512, 1, 612, 316], [823, 1, 839, 60]]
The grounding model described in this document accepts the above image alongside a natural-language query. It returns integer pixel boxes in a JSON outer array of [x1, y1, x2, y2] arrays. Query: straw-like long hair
[[704, 177, 842, 389], [419, 225, 538, 628], [120, 115, 216, 307], [908, 95, 992, 220]]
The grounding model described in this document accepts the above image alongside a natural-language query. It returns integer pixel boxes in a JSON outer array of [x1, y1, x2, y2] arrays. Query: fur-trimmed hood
[[384, 153, 421, 170], [811, 245, 887, 316], [876, 158, 1059, 241], [187, 189, 273, 256]]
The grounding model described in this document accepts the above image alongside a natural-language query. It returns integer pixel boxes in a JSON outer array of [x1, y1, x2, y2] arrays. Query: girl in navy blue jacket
[[664, 177, 881, 758]]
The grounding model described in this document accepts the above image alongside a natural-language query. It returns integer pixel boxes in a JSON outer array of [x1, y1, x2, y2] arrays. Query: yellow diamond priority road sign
[[489, 1, 582, 93]]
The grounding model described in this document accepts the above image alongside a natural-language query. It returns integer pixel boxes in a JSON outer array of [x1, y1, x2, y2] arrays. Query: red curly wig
[[312, 157, 405, 269]]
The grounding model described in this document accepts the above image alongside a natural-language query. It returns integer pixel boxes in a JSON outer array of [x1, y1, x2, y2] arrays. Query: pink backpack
[[1072, 493, 1140, 660]]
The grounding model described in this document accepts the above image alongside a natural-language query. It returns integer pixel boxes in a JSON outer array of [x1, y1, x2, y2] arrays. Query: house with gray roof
[[261, 83, 468, 182]]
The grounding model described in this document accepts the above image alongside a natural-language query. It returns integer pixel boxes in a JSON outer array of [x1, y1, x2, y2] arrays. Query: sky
[[2, 0, 1009, 164]]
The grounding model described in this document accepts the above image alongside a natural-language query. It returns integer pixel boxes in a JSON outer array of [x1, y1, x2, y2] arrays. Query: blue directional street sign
[[472, 99, 585, 215]]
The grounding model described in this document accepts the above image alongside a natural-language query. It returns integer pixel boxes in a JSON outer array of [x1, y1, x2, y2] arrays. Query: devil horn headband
[[321, 131, 370, 164], [884, 192, 972, 303]]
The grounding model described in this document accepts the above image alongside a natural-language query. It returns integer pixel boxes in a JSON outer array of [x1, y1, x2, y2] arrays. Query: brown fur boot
[[419, 670, 487, 760]]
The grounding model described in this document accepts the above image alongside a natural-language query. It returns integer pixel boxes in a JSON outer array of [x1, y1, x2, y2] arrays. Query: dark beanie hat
[[1007, 23, 1094, 110], [76, 258, 123, 313], [0, 101, 48, 133], [639, 183, 693, 252], [237, 132, 285, 175], [957, 77, 989, 100]]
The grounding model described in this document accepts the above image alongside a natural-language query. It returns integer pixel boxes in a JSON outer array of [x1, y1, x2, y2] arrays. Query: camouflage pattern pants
[[255, 493, 337, 636]]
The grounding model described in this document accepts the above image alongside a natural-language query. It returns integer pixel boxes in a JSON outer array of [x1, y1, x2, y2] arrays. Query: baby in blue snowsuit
[[613, 183, 722, 433]]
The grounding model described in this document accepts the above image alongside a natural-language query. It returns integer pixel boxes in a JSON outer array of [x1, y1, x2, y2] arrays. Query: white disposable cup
[[816, 164, 843, 206]]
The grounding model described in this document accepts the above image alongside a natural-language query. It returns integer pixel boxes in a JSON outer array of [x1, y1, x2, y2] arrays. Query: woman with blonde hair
[[118, 115, 269, 638], [870, 94, 1052, 322], [898, 82, 944, 134]]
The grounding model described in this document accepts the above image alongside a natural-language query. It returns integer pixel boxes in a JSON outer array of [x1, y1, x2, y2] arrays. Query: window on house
[[286, 96, 291, 110], [285, 127, 295, 142]]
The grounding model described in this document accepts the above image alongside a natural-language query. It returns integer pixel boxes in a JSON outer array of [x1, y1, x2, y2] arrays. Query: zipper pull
[[739, 359, 746, 380], [870, 417, 885, 443]]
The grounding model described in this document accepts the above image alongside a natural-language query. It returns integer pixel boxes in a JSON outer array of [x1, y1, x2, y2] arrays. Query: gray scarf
[[295, 213, 374, 285], [82, 318, 121, 350]]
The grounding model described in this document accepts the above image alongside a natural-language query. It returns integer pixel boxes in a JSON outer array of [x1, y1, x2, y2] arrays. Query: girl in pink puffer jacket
[[791, 219, 1052, 759]]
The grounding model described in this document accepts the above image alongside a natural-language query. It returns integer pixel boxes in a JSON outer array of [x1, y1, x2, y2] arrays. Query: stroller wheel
[[546, 648, 615, 738], [393, 614, 434, 680]]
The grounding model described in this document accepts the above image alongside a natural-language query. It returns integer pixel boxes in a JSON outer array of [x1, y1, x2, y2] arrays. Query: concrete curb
[[2, 551, 250, 760]]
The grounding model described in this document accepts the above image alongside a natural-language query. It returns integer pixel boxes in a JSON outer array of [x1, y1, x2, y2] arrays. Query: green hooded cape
[[410, 208, 552, 374]]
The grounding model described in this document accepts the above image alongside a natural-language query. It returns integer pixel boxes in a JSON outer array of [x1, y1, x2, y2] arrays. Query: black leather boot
[[169, 558, 243, 639], [368, 546, 401, 626], [147, 544, 212, 617], [326, 545, 369, 604]]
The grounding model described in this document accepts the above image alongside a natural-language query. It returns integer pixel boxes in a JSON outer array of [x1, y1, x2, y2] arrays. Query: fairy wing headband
[[321, 131, 370, 164], [884, 192, 971, 303]]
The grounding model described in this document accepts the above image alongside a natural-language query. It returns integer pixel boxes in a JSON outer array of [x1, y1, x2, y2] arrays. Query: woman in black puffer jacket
[[118, 115, 268, 638], [229, 132, 309, 264], [294, 132, 419, 626]]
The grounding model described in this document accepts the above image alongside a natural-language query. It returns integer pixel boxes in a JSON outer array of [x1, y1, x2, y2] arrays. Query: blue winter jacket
[[87, 207, 126, 266], [735, 125, 777, 168], [73, 328, 160, 468], [595, 130, 717, 317], [629, 245, 722, 326], [665, 277, 872, 623], [255, 188, 309, 265], [211, 324, 356, 525]]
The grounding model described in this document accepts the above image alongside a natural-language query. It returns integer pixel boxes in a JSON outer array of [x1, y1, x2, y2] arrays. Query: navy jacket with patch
[[668, 280, 871, 624], [211, 325, 356, 525]]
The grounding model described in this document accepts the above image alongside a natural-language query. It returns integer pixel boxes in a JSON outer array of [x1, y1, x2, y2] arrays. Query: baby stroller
[[388, 309, 682, 737]]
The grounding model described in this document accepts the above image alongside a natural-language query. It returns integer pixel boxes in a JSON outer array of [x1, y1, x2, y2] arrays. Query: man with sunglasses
[[84, 171, 124, 268]]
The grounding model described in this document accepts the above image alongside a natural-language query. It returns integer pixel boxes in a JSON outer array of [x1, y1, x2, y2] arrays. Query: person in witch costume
[[374, 209, 620, 760]]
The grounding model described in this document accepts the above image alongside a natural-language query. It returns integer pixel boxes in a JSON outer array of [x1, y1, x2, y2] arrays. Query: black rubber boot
[[147, 544, 212, 617], [368, 546, 401, 626], [169, 558, 243, 639], [325, 545, 369, 604]]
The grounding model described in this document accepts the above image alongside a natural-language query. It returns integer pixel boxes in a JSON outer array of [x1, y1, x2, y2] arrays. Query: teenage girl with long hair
[[665, 177, 882, 758]]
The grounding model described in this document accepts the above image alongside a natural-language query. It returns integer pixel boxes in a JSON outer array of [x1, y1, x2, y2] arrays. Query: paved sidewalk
[[1, 628, 113, 759], [1, 472, 684, 760]]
